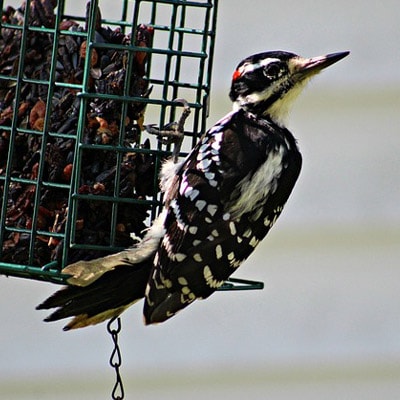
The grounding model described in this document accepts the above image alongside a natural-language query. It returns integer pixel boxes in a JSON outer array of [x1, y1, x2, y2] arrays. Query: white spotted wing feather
[[143, 109, 302, 324]]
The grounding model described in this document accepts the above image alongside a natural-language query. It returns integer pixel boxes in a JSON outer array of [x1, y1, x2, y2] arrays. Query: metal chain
[[107, 316, 125, 400]]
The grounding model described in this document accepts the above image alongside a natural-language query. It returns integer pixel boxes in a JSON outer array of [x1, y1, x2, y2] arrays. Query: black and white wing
[[143, 109, 302, 324]]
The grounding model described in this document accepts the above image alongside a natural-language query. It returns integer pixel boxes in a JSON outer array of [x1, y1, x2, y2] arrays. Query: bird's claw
[[146, 98, 191, 162]]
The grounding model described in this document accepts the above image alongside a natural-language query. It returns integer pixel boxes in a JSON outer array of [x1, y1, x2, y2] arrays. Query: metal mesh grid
[[0, 0, 219, 283]]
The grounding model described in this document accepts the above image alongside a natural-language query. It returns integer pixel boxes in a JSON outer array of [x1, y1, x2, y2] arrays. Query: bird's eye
[[263, 63, 281, 78]]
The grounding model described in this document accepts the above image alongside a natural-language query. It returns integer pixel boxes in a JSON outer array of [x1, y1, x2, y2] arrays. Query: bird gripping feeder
[[0, 0, 264, 292]]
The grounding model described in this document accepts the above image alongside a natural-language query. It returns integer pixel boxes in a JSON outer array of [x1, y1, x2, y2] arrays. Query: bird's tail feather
[[37, 260, 152, 330], [143, 290, 195, 325]]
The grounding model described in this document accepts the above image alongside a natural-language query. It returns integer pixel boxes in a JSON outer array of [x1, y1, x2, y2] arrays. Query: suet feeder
[[0, 0, 263, 292]]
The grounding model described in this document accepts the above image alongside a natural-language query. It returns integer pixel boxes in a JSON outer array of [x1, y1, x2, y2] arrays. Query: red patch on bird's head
[[232, 69, 242, 81]]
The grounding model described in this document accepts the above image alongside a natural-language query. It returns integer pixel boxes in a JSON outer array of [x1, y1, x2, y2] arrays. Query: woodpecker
[[37, 50, 349, 330]]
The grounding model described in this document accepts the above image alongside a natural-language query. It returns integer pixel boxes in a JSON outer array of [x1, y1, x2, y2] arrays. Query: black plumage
[[143, 108, 302, 324], [37, 260, 152, 330]]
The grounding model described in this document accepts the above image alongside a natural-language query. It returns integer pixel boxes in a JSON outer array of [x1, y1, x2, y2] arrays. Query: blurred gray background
[[1, 0, 400, 399]]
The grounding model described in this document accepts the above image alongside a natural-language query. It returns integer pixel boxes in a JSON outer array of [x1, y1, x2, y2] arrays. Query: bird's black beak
[[294, 51, 350, 79]]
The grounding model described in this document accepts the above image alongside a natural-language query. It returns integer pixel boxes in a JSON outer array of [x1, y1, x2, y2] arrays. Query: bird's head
[[229, 50, 350, 126]]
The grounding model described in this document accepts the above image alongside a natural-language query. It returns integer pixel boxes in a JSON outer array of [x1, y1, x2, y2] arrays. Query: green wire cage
[[0, 0, 263, 291]]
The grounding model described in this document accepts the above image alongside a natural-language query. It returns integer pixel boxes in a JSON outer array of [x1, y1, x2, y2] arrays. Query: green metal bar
[[1, 176, 70, 190], [219, 278, 265, 291], [144, 1, 164, 222], [0, 2, 32, 261], [63, 1, 96, 268], [153, 25, 210, 35], [0, 74, 17, 82], [26, 26, 57, 34], [147, 0, 157, 76], [0, 23, 22, 31], [91, 40, 207, 59], [72, 193, 161, 206], [200, 0, 218, 145], [143, 0, 213, 7], [78, 91, 204, 106], [0, 262, 69, 284], [107, 10, 139, 247], [58, 29, 87, 38], [160, 1, 178, 129], [27, 0, 67, 266], [45, 131, 79, 140], [14, 78, 83, 92], [120, 0, 130, 33], [77, 142, 173, 156], [170, 1, 186, 122], [191, 1, 211, 145], [2, 225, 65, 239], [69, 242, 126, 252]]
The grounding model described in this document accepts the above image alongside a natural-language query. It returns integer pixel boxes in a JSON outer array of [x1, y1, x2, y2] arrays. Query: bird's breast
[[226, 144, 286, 220]]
